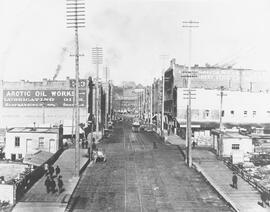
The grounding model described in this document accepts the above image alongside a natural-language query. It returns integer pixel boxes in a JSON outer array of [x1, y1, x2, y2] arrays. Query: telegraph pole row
[[160, 54, 168, 138], [92, 47, 103, 141]]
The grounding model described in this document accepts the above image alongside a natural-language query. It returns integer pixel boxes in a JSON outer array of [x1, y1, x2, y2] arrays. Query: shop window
[[15, 137, 20, 147], [232, 144, 240, 150]]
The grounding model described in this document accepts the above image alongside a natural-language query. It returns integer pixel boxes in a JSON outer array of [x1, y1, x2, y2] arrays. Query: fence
[[15, 148, 64, 202]]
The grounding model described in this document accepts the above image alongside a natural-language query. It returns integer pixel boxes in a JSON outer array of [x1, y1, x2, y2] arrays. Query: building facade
[[177, 88, 270, 127], [160, 59, 270, 136], [0, 78, 88, 128], [4, 126, 63, 160], [212, 129, 253, 158]]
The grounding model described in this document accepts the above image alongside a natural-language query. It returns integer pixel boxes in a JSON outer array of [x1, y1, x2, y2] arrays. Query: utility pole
[[150, 84, 153, 125], [66, 0, 85, 177], [217, 86, 227, 156], [182, 20, 199, 167], [219, 86, 225, 131], [122, 82, 125, 114], [104, 67, 110, 129], [92, 47, 103, 140]]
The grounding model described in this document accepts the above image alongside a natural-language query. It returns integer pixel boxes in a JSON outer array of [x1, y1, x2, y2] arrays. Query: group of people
[[81, 139, 89, 149], [44, 164, 64, 195]]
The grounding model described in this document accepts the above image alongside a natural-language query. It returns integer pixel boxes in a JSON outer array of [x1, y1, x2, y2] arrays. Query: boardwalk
[[167, 134, 269, 212], [13, 149, 89, 212]]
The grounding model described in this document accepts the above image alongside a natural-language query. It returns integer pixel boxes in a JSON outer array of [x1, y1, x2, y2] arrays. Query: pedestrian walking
[[192, 141, 196, 149], [44, 163, 49, 176], [51, 178, 56, 193], [44, 176, 51, 193], [232, 173, 238, 189], [57, 175, 64, 194], [92, 141, 96, 151], [261, 190, 268, 208], [55, 165, 60, 176], [49, 165, 54, 177]]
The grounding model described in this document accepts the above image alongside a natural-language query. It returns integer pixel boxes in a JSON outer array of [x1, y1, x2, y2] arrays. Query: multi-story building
[[162, 59, 270, 137], [151, 78, 163, 127], [152, 78, 162, 115], [0, 78, 88, 128]]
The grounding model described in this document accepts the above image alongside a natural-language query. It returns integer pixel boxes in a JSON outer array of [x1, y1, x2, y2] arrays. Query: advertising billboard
[[3, 90, 86, 107]]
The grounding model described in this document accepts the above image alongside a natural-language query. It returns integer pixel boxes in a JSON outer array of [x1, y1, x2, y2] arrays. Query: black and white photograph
[[1, 0, 270, 211]]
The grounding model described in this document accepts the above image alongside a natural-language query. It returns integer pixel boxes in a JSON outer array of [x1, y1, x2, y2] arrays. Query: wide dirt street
[[71, 121, 233, 212]]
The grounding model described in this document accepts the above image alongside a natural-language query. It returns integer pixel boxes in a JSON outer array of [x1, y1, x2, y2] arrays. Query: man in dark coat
[[44, 176, 51, 193], [232, 173, 238, 189], [49, 165, 54, 177], [51, 178, 56, 193], [55, 165, 60, 176], [57, 175, 64, 195]]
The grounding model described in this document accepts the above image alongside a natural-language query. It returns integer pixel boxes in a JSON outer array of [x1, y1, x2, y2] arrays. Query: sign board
[[3, 90, 86, 107], [69, 79, 87, 88]]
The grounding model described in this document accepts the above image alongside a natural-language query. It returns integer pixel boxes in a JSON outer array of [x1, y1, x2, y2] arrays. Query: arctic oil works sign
[[3, 90, 86, 107]]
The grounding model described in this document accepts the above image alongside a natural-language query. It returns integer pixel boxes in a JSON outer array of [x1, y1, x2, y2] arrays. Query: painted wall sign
[[3, 90, 86, 107]]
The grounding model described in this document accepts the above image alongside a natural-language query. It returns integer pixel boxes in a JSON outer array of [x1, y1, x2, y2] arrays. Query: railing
[[223, 159, 269, 195]]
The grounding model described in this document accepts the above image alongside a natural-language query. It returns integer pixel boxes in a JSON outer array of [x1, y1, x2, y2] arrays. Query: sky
[[0, 0, 270, 86]]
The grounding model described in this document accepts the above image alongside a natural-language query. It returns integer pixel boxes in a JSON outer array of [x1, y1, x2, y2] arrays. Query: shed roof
[[211, 129, 250, 139], [7, 127, 58, 134], [23, 150, 53, 166]]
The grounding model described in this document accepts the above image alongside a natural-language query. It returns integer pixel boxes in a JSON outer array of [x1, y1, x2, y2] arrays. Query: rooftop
[[7, 127, 59, 134], [211, 129, 250, 139]]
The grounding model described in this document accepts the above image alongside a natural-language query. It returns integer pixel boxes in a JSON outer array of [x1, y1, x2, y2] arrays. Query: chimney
[[170, 58, 176, 69]]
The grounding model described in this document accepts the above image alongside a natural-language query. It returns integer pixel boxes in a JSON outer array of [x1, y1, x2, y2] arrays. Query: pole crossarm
[[66, 0, 85, 29]]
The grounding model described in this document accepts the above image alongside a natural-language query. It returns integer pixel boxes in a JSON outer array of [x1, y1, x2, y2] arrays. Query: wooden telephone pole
[[66, 0, 85, 176]]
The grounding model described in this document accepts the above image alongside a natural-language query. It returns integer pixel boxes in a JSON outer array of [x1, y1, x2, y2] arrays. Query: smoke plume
[[53, 47, 68, 80]]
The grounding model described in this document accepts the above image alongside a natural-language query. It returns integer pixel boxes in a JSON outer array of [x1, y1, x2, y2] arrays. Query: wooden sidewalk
[[13, 148, 90, 212], [167, 135, 270, 212]]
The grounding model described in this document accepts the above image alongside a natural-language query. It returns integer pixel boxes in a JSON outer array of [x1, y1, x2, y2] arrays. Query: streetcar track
[[127, 128, 144, 212], [123, 129, 127, 212]]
